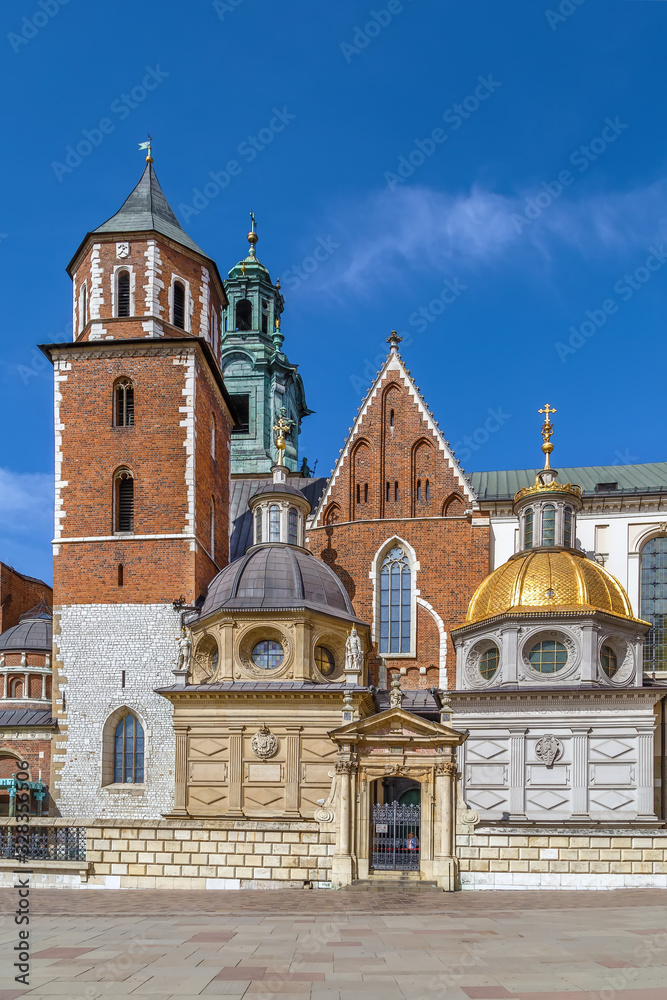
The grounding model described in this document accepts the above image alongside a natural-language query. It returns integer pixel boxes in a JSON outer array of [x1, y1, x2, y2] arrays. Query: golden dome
[[466, 547, 645, 625]]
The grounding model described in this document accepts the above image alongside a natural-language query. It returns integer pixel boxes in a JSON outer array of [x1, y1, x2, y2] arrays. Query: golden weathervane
[[538, 403, 557, 469]]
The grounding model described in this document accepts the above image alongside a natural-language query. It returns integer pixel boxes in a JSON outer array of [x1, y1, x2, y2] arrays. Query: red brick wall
[[0, 565, 52, 633], [53, 345, 232, 606], [308, 361, 490, 689]]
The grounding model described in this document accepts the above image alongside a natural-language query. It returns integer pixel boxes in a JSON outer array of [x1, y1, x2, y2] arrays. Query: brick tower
[[43, 152, 236, 818]]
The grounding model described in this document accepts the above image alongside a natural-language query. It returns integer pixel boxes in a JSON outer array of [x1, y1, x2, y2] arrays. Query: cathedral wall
[[52, 603, 178, 819], [307, 518, 489, 688]]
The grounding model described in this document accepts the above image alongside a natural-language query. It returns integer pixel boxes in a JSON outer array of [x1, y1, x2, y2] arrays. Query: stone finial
[[386, 331, 402, 353]]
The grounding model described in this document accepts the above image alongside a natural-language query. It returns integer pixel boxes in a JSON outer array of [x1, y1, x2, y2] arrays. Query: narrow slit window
[[115, 471, 134, 532], [356, 484, 360, 504], [394, 481, 399, 502], [390, 409, 395, 428], [386, 482, 390, 502], [564, 507, 573, 547], [117, 270, 130, 317], [364, 483, 368, 503], [288, 507, 298, 545], [269, 504, 280, 542], [117, 563, 124, 587], [416, 479, 422, 502], [173, 281, 185, 329], [425, 479, 430, 501], [542, 505, 556, 546], [524, 508, 534, 549], [114, 379, 134, 426], [79, 284, 87, 331], [209, 499, 215, 556]]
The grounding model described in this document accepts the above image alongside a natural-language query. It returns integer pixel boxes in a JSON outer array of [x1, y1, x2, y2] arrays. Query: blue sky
[[1, 0, 666, 583]]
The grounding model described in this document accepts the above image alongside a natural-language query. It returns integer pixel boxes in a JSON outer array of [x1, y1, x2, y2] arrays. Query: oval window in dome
[[600, 644, 618, 678], [315, 645, 336, 676], [529, 639, 568, 673], [252, 639, 284, 669], [479, 647, 499, 680]]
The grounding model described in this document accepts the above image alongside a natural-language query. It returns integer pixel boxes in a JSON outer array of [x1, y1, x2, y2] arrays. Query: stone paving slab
[[1, 888, 667, 998]]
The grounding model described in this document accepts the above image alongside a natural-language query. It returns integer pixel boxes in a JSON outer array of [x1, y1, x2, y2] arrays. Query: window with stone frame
[[379, 545, 412, 654]]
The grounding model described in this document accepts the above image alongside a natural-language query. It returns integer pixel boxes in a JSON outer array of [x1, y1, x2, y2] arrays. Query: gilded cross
[[539, 404, 557, 421]]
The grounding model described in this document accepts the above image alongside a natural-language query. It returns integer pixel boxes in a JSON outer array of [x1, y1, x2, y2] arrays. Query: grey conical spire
[[92, 163, 206, 256]]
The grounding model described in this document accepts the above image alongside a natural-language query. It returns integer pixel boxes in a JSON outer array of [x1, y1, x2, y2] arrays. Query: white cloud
[[305, 179, 667, 297], [0, 468, 53, 583]]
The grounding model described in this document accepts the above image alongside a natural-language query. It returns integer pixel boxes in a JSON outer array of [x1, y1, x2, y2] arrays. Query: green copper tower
[[221, 215, 312, 475]]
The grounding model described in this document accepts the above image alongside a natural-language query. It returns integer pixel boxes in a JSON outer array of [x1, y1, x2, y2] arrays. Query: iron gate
[[371, 802, 420, 871]]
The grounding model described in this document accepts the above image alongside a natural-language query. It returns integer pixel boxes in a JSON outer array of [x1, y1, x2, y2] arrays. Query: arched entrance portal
[[328, 707, 467, 890], [371, 777, 421, 872]]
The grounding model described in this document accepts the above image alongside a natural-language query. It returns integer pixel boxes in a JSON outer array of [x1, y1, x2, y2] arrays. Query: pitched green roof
[[471, 462, 667, 501], [92, 163, 207, 257]]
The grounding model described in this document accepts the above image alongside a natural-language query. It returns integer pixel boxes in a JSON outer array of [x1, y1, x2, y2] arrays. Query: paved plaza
[[1, 887, 667, 999]]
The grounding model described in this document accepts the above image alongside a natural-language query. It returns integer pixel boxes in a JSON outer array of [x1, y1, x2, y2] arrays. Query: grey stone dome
[[0, 616, 52, 652], [200, 545, 358, 621]]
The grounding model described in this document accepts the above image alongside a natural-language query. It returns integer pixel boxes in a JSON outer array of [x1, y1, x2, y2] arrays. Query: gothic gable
[[312, 348, 476, 526]]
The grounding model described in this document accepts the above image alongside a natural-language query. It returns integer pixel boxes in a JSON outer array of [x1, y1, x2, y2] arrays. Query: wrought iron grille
[[0, 826, 86, 862], [371, 802, 420, 871]]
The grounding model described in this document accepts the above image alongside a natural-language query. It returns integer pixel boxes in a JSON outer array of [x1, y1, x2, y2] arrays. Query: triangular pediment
[[330, 707, 466, 745]]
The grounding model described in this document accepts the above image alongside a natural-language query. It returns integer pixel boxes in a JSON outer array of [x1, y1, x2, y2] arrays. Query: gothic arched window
[[641, 536, 667, 672], [542, 505, 555, 546], [269, 504, 280, 542], [114, 468, 134, 533], [173, 281, 185, 329], [113, 713, 144, 784], [235, 298, 252, 331], [116, 269, 131, 317], [114, 378, 134, 426], [379, 545, 412, 654]]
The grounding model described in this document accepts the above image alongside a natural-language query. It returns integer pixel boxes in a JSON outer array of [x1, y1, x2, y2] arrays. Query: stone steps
[[344, 878, 441, 892]]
